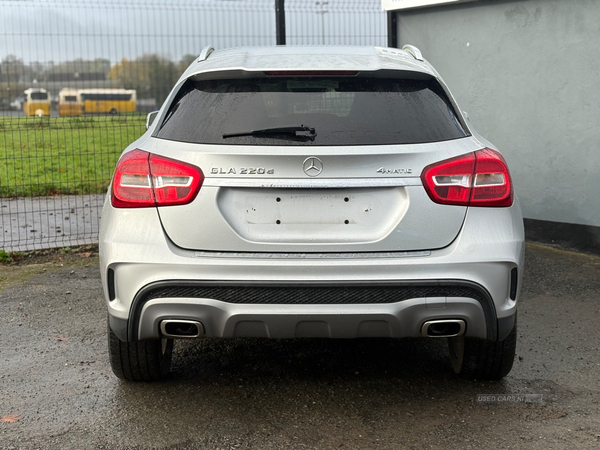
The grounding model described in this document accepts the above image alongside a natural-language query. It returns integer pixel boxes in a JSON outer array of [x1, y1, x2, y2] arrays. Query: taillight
[[111, 149, 203, 208], [421, 148, 513, 207]]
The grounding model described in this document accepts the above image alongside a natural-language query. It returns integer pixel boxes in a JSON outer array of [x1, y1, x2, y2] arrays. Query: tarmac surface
[[0, 195, 104, 252], [0, 242, 599, 449]]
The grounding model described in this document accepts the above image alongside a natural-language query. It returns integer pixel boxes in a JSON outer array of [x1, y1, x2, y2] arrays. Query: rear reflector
[[111, 149, 203, 208], [421, 148, 513, 207]]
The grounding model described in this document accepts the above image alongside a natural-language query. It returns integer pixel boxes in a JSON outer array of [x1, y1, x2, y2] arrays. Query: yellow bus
[[78, 89, 137, 115], [58, 88, 83, 116], [23, 88, 51, 116]]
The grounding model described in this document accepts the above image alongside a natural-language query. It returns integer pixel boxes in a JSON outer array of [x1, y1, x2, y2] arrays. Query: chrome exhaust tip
[[160, 320, 205, 339], [421, 319, 466, 338]]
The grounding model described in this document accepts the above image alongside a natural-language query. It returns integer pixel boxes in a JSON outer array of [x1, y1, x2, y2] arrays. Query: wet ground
[[0, 243, 599, 449], [1, 194, 104, 252]]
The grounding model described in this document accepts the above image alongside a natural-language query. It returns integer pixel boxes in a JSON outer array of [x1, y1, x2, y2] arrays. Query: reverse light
[[421, 148, 513, 207], [111, 149, 203, 208]]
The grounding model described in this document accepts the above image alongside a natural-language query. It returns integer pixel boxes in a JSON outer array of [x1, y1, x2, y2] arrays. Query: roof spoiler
[[197, 45, 215, 62], [402, 44, 424, 61]]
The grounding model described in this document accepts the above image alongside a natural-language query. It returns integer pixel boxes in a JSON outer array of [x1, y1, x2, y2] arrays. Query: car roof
[[181, 45, 436, 79]]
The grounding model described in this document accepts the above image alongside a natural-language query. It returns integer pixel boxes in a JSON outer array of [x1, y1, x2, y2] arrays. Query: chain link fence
[[0, 0, 386, 252]]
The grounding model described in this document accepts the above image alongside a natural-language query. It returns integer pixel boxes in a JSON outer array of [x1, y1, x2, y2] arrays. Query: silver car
[[100, 45, 524, 381]]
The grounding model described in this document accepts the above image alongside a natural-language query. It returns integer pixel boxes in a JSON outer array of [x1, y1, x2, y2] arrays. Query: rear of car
[[100, 46, 524, 381]]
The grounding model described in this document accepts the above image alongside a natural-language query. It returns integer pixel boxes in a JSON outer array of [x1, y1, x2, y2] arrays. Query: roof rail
[[197, 45, 215, 62], [402, 44, 423, 62]]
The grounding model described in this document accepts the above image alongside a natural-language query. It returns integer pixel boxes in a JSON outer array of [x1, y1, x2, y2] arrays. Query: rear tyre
[[448, 319, 517, 380], [108, 320, 173, 381]]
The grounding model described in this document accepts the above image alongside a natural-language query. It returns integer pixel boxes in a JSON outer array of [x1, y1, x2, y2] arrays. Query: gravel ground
[[0, 242, 599, 449]]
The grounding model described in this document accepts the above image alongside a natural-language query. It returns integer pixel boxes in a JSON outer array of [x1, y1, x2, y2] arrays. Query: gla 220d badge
[[211, 167, 275, 175], [210, 157, 325, 177]]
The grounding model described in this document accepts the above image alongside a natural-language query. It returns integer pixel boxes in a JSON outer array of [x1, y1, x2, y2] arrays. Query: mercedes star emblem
[[303, 157, 323, 177]]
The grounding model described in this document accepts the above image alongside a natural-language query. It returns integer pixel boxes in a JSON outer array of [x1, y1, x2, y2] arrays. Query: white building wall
[[397, 0, 600, 227]]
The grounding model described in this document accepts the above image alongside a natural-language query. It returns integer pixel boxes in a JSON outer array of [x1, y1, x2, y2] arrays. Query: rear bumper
[[108, 284, 516, 343], [126, 280, 498, 341], [100, 196, 524, 344]]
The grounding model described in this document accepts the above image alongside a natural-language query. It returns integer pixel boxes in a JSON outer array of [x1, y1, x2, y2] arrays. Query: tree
[[107, 58, 139, 90], [0, 55, 25, 82], [108, 54, 177, 104], [49, 58, 111, 75], [177, 54, 197, 75]]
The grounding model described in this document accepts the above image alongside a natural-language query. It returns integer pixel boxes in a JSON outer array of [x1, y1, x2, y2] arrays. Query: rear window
[[156, 75, 468, 146], [80, 93, 132, 101], [30, 92, 48, 101]]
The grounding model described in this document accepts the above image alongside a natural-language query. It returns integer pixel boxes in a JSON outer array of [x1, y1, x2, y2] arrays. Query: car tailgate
[[145, 137, 483, 253]]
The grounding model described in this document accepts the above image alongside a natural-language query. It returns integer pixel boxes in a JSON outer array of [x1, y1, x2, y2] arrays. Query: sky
[[1, 0, 387, 65]]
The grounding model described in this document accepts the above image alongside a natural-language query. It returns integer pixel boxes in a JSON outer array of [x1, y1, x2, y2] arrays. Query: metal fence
[[0, 0, 387, 251]]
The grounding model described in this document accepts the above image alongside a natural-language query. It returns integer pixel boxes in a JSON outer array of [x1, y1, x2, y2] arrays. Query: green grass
[[0, 115, 146, 197], [0, 249, 12, 263], [0, 249, 26, 264]]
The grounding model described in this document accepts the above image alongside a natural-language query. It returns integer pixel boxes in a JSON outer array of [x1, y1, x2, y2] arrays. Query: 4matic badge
[[376, 167, 413, 175]]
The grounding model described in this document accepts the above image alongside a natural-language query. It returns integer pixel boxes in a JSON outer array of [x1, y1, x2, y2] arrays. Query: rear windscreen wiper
[[223, 125, 316, 140]]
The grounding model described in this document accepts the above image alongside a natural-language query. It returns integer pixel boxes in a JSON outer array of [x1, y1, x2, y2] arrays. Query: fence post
[[275, 0, 286, 45], [387, 11, 398, 48]]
